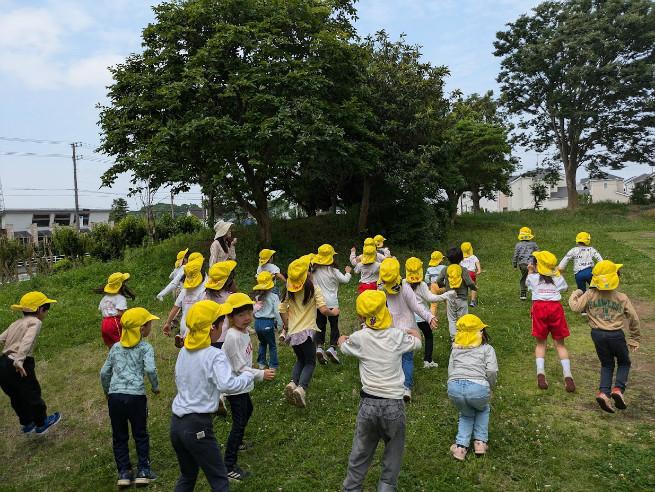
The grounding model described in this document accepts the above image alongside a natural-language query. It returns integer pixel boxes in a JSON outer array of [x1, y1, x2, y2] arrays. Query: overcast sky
[[0, 0, 651, 211]]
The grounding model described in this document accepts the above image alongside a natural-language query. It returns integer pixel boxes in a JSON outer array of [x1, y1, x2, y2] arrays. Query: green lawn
[[1, 204, 654, 491]]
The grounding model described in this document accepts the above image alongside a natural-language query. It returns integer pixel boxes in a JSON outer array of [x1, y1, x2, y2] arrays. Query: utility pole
[[71, 143, 81, 229], [170, 190, 175, 218]]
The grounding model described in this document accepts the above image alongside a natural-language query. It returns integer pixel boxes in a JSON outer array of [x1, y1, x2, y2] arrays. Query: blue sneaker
[[21, 422, 36, 434], [117, 469, 134, 487], [135, 468, 156, 486], [35, 412, 62, 434]]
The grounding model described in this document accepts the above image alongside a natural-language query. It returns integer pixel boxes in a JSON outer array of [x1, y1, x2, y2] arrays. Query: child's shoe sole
[[537, 374, 548, 390], [316, 350, 328, 365], [610, 390, 627, 410], [564, 376, 576, 393], [596, 394, 615, 413], [284, 383, 297, 405]]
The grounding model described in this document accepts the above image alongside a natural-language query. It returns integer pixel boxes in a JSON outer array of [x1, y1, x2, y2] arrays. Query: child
[[210, 219, 237, 266], [279, 255, 339, 408], [251, 271, 284, 369], [405, 257, 455, 368], [98, 272, 134, 346], [374, 234, 392, 258], [311, 244, 352, 364], [222, 293, 276, 481], [378, 258, 436, 402], [436, 248, 477, 341], [257, 249, 286, 294], [339, 290, 421, 492], [447, 314, 498, 461], [156, 248, 189, 301], [0, 292, 61, 435], [350, 238, 386, 266], [460, 242, 482, 307], [163, 257, 206, 347], [513, 226, 540, 300], [527, 251, 575, 392], [569, 260, 641, 413], [557, 232, 603, 297], [426, 250, 447, 316], [204, 260, 238, 348], [170, 300, 254, 491], [351, 244, 381, 293], [100, 308, 160, 487]]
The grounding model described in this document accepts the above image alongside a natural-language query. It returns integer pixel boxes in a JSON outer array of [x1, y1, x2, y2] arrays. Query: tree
[[630, 176, 654, 204], [494, 0, 655, 209], [530, 181, 549, 210], [109, 198, 129, 223]]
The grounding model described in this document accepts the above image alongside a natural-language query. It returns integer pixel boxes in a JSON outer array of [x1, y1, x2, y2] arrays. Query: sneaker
[[537, 373, 548, 390], [174, 334, 184, 348], [581, 310, 588, 317], [470, 300, 476, 307], [596, 392, 615, 413], [610, 389, 627, 410], [21, 422, 36, 434], [326, 347, 340, 364], [293, 386, 307, 408], [473, 440, 488, 456], [284, 382, 297, 405], [258, 364, 267, 370], [316, 348, 328, 365], [35, 412, 62, 434], [423, 360, 438, 368], [226, 464, 251, 482], [135, 468, 157, 486], [117, 469, 134, 487], [217, 395, 228, 416], [403, 388, 412, 403], [520, 295, 527, 301], [564, 376, 576, 393], [450, 444, 467, 461], [278, 331, 286, 344], [238, 441, 254, 452]]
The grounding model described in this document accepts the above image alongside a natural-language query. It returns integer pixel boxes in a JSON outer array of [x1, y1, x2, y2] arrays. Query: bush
[[52, 226, 86, 265], [88, 222, 123, 261], [52, 258, 73, 272], [175, 214, 203, 234], [117, 215, 148, 248]]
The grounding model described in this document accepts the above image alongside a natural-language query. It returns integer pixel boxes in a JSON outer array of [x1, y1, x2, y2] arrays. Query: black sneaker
[[238, 442, 254, 452], [135, 468, 157, 486], [227, 464, 251, 482], [117, 469, 134, 487]]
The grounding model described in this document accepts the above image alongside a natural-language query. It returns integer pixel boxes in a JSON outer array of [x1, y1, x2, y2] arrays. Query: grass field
[[1, 204, 654, 491]]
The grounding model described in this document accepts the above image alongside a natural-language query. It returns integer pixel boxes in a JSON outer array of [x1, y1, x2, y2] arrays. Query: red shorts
[[468, 271, 477, 283], [359, 282, 378, 294], [102, 316, 122, 346], [531, 301, 569, 339]]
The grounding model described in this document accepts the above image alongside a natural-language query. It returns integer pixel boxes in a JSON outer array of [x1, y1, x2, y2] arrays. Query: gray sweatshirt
[[513, 240, 540, 267], [448, 344, 498, 387]]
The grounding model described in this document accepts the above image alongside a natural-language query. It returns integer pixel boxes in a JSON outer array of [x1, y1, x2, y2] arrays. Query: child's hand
[[338, 335, 349, 347], [263, 369, 276, 380], [163, 323, 172, 336], [429, 318, 438, 330], [630, 345, 639, 353], [556, 266, 564, 272], [157, 295, 164, 302], [13, 362, 26, 378], [256, 300, 264, 307], [351, 247, 356, 253], [407, 329, 421, 339], [431, 319, 438, 330], [345, 266, 352, 274], [527, 264, 535, 274], [152, 389, 161, 395]]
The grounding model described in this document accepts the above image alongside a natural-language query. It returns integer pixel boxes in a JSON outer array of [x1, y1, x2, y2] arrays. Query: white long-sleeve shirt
[[382, 280, 435, 332], [558, 246, 603, 274], [349, 250, 386, 266], [412, 282, 454, 322], [157, 265, 185, 300], [353, 261, 380, 283], [312, 267, 351, 308], [222, 328, 264, 395], [175, 285, 206, 337]]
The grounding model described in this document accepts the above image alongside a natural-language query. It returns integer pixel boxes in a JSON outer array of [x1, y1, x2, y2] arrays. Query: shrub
[[88, 222, 123, 261], [52, 258, 73, 272], [175, 214, 203, 235], [117, 215, 148, 248], [52, 226, 86, 266]]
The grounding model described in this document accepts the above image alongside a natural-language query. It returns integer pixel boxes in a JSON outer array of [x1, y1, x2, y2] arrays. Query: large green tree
[[494, 0, 655, 208]]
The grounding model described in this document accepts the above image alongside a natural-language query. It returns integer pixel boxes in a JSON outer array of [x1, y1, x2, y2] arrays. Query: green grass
[[1, 204, 654, 491]]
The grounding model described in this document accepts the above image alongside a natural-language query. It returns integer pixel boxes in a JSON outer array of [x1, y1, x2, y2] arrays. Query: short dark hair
[[212, 315, 226, 327], [446, 247, 463, 264], [230, 304, 254, 317]]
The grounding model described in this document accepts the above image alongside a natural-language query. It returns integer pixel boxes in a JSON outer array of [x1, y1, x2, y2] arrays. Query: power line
[[0, 151, 70, 158], [0, 136, 75, 145]]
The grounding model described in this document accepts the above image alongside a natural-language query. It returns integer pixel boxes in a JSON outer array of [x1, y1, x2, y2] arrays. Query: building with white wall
[[579, 174, 629, 203], [0, 208, 111, 243]]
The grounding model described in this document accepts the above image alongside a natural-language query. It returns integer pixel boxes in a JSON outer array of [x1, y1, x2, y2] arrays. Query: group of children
[[0, 224, 642, 491]]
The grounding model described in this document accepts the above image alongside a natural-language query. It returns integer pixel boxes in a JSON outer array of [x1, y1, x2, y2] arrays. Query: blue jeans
[[590, 329, 631, 394], [401, 352, 414, 389], [447, 380, 490, 446], [108, 393, 150, 472], [255, 318, 278, 369], [574, 267, 593, 292]]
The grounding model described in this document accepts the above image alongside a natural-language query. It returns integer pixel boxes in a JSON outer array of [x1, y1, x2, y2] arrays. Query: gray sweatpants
[[343, 398, 406, 492], [447, 297, 469, 340]]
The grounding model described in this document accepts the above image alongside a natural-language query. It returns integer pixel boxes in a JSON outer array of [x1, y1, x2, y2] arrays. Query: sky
[[0, 0, 651, 211]]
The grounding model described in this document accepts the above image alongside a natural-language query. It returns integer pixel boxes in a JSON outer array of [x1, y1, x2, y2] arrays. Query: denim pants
[[108, 393, 150, 472], [590, 329, 631, 394], [255, 318, 279, 369], [417, 321, 434, 362], [574, 267, 593, 292], [447, 298, 469, 340], [224, 393, 253, 468], [291, 337, 317, 390], [170, 413, 229, 492], [316, 311, 340, 347], [0, 355, 47, 427], [342, 398, 406, 492], [401, 352, 414, 389], [447, 380, 491, 446]]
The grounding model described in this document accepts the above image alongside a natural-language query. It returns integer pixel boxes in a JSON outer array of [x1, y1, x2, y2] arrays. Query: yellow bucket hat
[[378, 258, 402, 294], [428, 251, 444, 267], [185, 300, 233, 350], [188, 252, 204, 263], [361, 245, 377, 265], [287, 256, 312, 292], [454, 314, 488, 348], [183, 259, 204, 289], [575, 232, 591, 245], [518, 227, 534, 241], [461, 242, 473, 258], [226, 292, 256, 310], [120, 308, 159, 348], [10, 292, 57, 312], [258, 249, 276, 266], [374, 234, 386, 247], [405, 257, 423, 283], [175, 248, 189, 268], [590, 260, 623, 290], [533, 251, 560, 277], [105, 272, 130, 294], [364, 237, 375, 247], [447, 264, 463, 289], [253, 271, 275, 291], [356, 290, 392, 330], [313, 244, 337, 266], [205, 261, 237, 290]]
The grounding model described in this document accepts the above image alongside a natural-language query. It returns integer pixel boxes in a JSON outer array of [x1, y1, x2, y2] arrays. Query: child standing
[[251, 271, 284, 370], [351, 244, 381, 293], [156, 248, 189, 301], [98, 272, 134, 346], [163, 257, 206, 348], [0, 292, 61, 435], [339, 290, 421, 492], [447, 314, 498, 461], [436, 248, 477, 341], [257, 249, 286, 294], [460, 242, 482, 307], [557, 232, 603, 296], [527, 251, 575, 392], [203, 260, 237, 348], [100, 308, 160, 487], [513, 227, 540, 300], [569, 261, 641, 413], [426, 250, 447, 317], [311, 244, 352, 365]]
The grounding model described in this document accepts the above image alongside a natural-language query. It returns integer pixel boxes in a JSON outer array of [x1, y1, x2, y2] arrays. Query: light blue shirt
[[254, 291, 284, 327], [100, 340, 159, 395]]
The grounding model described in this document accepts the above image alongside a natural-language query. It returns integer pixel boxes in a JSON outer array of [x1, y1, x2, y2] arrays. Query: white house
[[578, 174, 630, 203], [623, 172, 655, 197]]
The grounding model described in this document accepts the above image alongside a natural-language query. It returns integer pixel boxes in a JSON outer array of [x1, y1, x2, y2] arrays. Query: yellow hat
[[313, 244, 337, 266], [120, 308, 159, 348], [183, 259, 204, 289], [378, 258, 402, 294], [518, 227, 534, 241], [10, 291, 57, 312], [287, 256, 312, 292], [447, 264, 463, 289], [104, 272, 130, 294], [405, 257, 423, 283], [590, 260, 623, 290], [575, 232, 591, 245], [175, 248, 189, 268], [533, 251, 560, 277], [205, 261, 237, 290], [364, 237, 375, 247], [454, 314, 488, 348], [428, 251, 444, 267], [226, 292, 256, 310], [374, 234, 386, 247], [361, 245, 377, 265], [461, 242, 473, 258], [253, 271, 275, 291], [188, 252, 204, 263], [258, 249, 276, 266], [185, 300, 233, 350], [356, 290, 392, 330]]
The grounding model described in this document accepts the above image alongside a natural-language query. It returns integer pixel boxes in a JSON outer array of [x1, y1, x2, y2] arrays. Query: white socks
[[536, 358, 545, 373], [560, 359, 572, 377]]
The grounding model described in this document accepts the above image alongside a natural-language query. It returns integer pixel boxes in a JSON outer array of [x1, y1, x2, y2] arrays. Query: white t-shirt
[[175, 285, 207, 337], [460, 255, 479, 272], [99, 294, 128, 318], [257, 262, 282, 287], [222, 328, 265, 395], [526, 273, 568, 301], [312, 267, 351, 308]]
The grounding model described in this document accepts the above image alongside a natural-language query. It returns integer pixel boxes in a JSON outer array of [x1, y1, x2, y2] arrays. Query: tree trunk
[[471, 189, 481, 213], [358, 178, 371, 233], [208, 188, 215, 227], [564, 161, 579, 209]]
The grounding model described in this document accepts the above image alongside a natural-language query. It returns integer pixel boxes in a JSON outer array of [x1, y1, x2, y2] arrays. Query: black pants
[[291, 337, 317, 390], [316, 311, 340, 347], [519, 264, 529, 296], [108, 393, 150, 472], [417, 322, 434, 363], [0, 355, 47, 426], [224, 393, 253, 468], [590, 329, 631, 394], [170, 413, 229, 492]]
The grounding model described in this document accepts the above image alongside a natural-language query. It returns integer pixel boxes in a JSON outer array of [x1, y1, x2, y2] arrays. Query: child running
[[557, 232, 603, 300], [204, 260, 237, 349], [98, 272, 135, 346], [426, 250, 447, 317], [374, 234, 392, 258], [311, 244, 352, 365], [447, 314, 498, 461], [460, 242, 482, 307], [339, 290, 421, 492], [163, 257, 206, 347], [513, 227, 539, 300], [350, 238, 386, 267], [436, 248, 477, 341], [251, 271, 284, 370], [0, 292, 61, 435], [156, 248, 189, 301], [257, 249, 286, 295], [569, 260, 640, 413], [351, 244, 381, 293], [527, 251, 575, 392], [100, 308, 160, 487]]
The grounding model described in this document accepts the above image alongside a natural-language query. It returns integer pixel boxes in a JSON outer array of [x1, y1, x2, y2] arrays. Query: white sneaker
[[316, 348, 328, 365], [284, 382, 297, 405], [403, 388, 412, 403], [326, 347, 340, 364], [293, 386, 307, 408], [258, 364, 266, 370], [423, 361, 438, 368]]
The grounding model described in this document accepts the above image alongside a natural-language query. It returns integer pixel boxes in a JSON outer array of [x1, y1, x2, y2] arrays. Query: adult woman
[[209, 220, 237, 267]]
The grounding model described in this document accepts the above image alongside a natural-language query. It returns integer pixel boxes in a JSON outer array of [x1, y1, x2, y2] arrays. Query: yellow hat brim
[[536, 263, 560, 277], [591, 272, 620, 290], [184, 328, 211, 351], [454, 331, 482, 348], [10, 297, 57, 312], [313, 254, 335, 266], [428, 259, 443, 267], [518, 233, 534, 240], [253, 280, 275, 291], [366, 307, 392, 330], [287, 275, 307, 292], [184, 274, 203, 289]]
